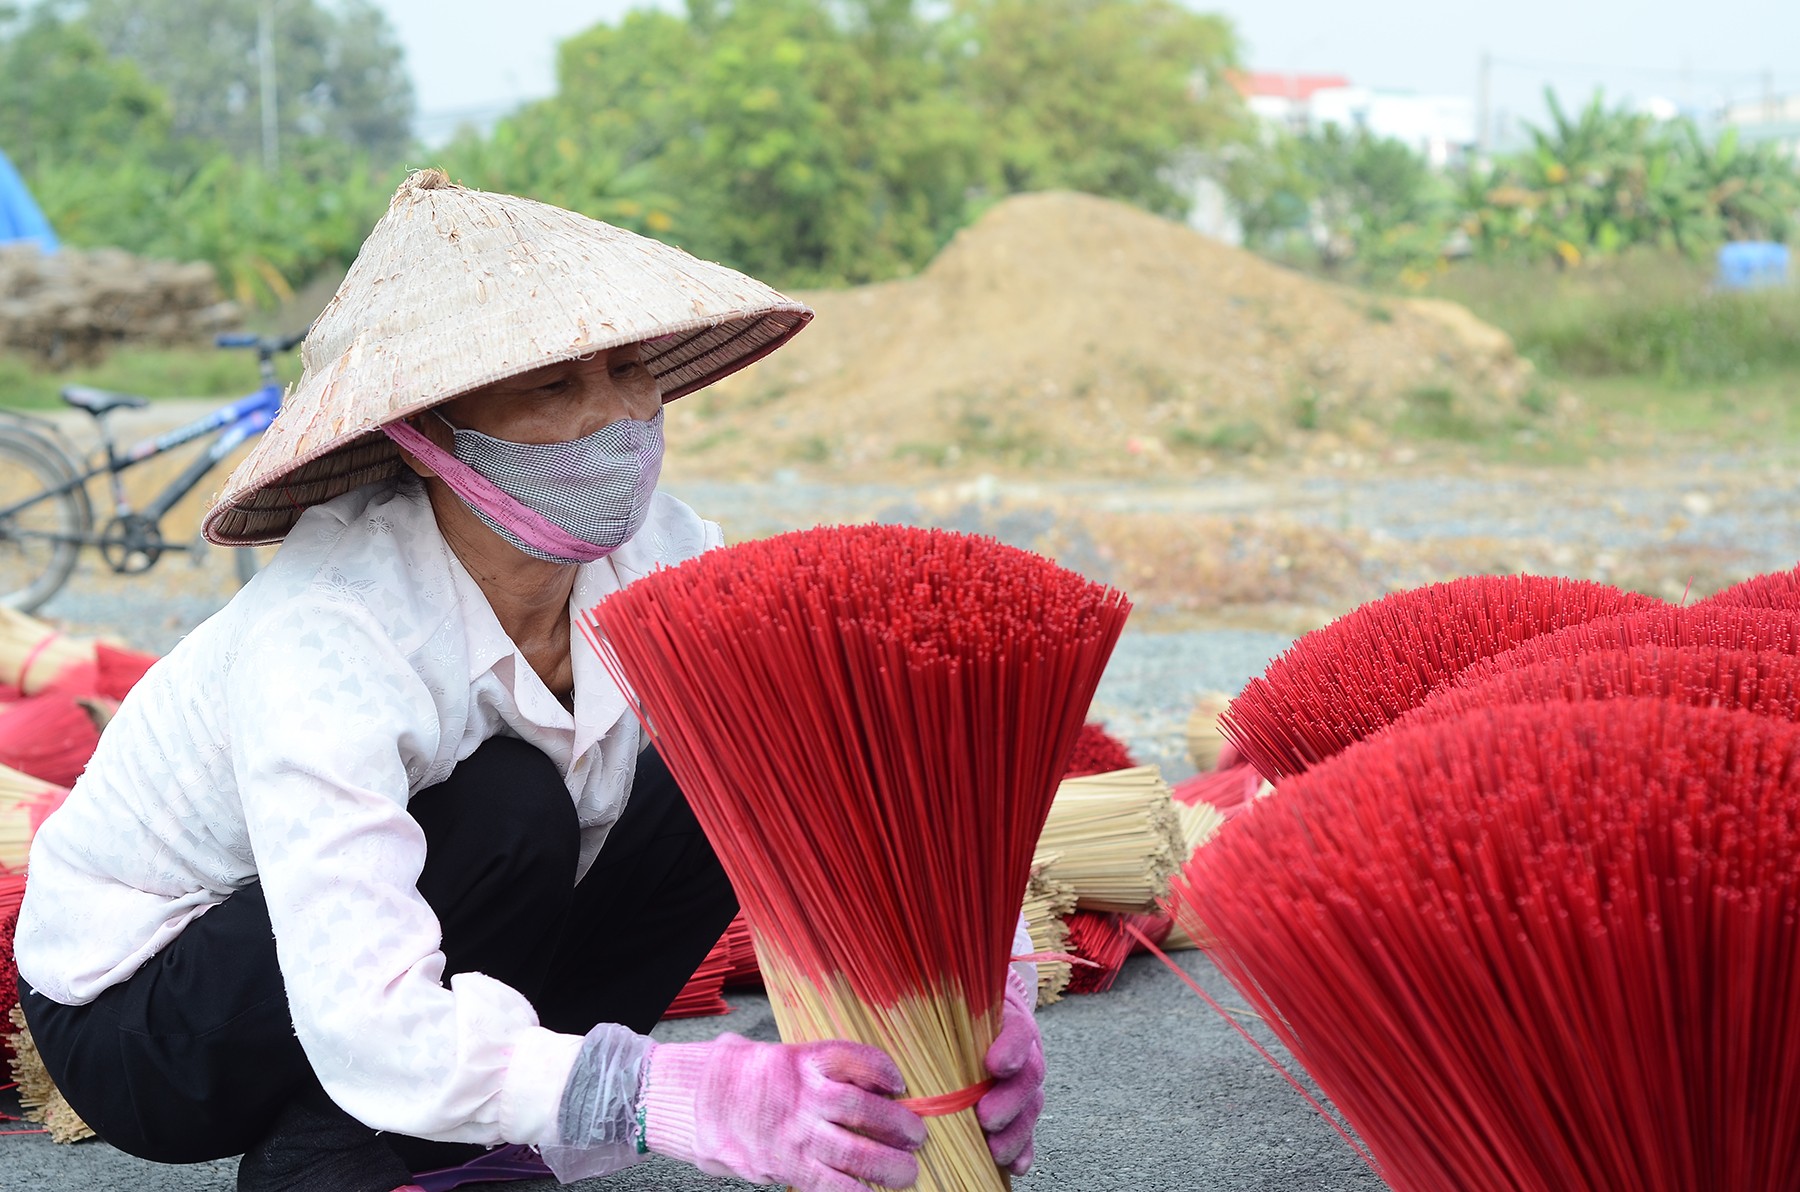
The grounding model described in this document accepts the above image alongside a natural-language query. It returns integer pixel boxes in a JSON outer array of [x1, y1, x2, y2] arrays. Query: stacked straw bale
[[0, 244, 239, 366]]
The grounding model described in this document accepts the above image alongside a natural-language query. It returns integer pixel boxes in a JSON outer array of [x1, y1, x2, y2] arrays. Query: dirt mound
[[0, 245, 239, 366], [667, 192, 1537, 480]]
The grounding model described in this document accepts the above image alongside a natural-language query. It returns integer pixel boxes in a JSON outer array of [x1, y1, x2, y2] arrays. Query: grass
[[1388, 256, 1800, 463], [1394, 385, 1489, 443], [0, 344, 303, 410], [1418, 254, 1800, 384]]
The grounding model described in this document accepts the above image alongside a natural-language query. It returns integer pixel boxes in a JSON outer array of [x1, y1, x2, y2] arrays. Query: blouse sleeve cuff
[[499, 1026, 586, 1147]]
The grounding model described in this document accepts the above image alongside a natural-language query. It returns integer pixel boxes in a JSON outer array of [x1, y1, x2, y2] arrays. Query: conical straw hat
[[203, 169, 813, 546]]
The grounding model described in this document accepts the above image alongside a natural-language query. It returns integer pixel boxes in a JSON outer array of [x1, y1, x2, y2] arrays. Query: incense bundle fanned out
[[1395, 645, 1800, 734], [1219, 574, 1660, 781], [0, 762, 70, 871], [0, 697, 99, 789], [1453, 604, 1800, 689], [1062, 721, 1137, 778], [1700, 564, 1800, 611], [583, 524, 1129, 1192], [0, 608, 94, 697], [1034, 765, 1184, 914], [1170, 697, 1800, 1190], [94, 642, 158, 699], [0, 904, 18, 1061], [7, 1004, 94, 1144]]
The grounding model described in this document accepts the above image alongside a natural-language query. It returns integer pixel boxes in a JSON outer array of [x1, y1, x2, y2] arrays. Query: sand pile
[[667, 192, 1537, 479], [0, 245, 239, 366]]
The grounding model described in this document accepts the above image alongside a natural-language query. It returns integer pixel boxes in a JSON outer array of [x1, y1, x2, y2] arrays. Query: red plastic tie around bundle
[[16, 632, 60, 693], [899, 1079, 994, 1117], [1013, 949, 1101, 969], [1122, 920, 1377, 1170]]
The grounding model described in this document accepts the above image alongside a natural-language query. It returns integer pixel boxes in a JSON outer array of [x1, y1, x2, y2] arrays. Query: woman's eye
[[610, 361, 644, 379], [536, 378, 572, 394]]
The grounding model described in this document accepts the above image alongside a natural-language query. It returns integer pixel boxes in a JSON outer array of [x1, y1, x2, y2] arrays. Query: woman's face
[[436, 342, 661, 443]]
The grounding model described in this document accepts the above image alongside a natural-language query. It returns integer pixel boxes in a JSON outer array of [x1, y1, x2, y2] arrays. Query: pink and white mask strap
[[382, 418, 620, 562]]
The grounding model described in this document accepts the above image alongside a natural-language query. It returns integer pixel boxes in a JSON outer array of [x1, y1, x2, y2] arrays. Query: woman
[[14, 170, 1046, 1192]]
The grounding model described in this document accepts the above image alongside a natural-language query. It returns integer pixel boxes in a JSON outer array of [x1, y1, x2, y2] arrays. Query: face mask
[[383, 408, 664, 563]]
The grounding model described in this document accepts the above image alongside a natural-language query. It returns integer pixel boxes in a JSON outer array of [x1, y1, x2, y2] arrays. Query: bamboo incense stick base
[[757, 947, 1010, 1192], [7, 1006, 95, 1144]]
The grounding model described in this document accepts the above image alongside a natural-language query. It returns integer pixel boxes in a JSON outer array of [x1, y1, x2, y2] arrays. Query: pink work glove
[[641, 1033, 926, 1192], [977, 966, 1046, 1174]]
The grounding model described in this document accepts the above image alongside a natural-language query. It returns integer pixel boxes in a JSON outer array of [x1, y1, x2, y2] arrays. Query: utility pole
[[1477, 51, 1492, 157], [258, 0, 280, 174]]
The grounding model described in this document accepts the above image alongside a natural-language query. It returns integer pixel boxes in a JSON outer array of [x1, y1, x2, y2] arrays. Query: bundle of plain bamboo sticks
[[1164, 799, 1226, 950], [0, 607, 95, 697], [1034, 765, 1185, 914], [1185, 690, 1233, 771], [0, 762, 70, 872], [1021, 853, 1077, 1006]]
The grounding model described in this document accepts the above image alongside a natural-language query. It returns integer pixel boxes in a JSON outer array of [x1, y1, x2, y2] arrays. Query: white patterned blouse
[[14, 477, 722, 1150]]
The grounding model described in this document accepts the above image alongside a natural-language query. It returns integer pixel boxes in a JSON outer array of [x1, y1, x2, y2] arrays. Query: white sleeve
[[1012, 912, 1038, 998], [226, 595, 582, 1146]]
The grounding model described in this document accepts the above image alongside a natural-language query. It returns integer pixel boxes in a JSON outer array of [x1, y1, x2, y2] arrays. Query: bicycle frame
[[0, 382, 282, 548]]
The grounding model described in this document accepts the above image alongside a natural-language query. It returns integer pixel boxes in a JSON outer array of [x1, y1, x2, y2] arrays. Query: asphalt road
[[2, 945, 1384, 1192]]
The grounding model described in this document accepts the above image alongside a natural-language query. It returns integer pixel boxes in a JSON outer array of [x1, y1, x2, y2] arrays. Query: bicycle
[[0, 328, 307, 613]]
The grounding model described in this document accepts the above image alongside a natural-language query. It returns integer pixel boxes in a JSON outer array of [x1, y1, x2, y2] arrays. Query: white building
[[1307, 88, 1477, 168], [1231, 72, 1477, 168]]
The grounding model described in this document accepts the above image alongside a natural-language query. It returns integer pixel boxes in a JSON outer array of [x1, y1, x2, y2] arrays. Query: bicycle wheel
[[0, 429, 93, 613]]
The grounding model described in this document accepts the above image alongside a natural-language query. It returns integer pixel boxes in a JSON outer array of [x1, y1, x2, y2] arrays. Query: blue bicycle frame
[[0, 327, 303, 553], [96, 383, 283, 530]]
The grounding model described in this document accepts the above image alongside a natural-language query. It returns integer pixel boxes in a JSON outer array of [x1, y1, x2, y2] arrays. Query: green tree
[[0, 3, 175, 174], [444, 1, 987, 288], [1464, 90, 1800, 265], [0, 2, 394, 306], [1225, 126, 1451, 277], [79, 0, 415, 164], [1221, 133, 1316, 251], [442, 0, 1245, 289], [950, 0, 1244, 217]]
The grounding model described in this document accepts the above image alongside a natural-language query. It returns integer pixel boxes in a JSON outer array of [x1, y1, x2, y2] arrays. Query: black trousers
[[19, 736, 738, 1174]]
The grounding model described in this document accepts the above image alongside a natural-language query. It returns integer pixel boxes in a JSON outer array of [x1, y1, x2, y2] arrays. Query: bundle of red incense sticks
[[1219, 574, 1660, 781], [1170, 695, 1800, 1189], [584, 524, 1129, 1191], [1063, 721, 1137, 777], [1700, 564, 1800, 610], [1453, 602, 1800, 688], [1395, 644, 1800, 733]]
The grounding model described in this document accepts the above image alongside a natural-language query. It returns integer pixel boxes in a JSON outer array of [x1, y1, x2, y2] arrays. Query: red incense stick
[[582, 524, 1129, 1191]]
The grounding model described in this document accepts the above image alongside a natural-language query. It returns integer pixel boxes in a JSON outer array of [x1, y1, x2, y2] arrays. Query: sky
[[376, 0, 1800, 144]]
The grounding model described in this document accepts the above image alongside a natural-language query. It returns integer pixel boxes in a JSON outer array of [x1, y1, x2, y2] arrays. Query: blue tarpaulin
[[1716, 241, 1789, 291], [0, 147, 58, 253]]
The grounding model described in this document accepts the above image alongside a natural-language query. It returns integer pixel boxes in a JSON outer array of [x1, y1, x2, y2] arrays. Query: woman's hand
[[977, 967, 1047, 1174], [641, 1033, 926, 1192]]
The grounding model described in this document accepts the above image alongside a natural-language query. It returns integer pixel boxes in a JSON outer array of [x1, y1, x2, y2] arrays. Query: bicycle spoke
[[0, 431, 90, 613]]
